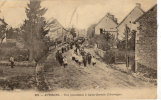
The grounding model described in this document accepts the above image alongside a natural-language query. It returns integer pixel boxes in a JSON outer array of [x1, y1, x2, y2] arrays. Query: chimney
[[114, 18, 118, 23], [136, 3, 141, 8], [111, 15, 114, 20]]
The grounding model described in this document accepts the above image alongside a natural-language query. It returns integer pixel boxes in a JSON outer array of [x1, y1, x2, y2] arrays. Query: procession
[[55, 38, 96, 68]]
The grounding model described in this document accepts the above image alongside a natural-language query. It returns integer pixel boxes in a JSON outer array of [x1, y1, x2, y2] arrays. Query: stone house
[[47, 19, 65, 41], [117, 3, 144, 40], [134, 4, 157, 72], [95, 13, 118, 38], [46, 19, 72, 43], [95, 13, 118, 48]]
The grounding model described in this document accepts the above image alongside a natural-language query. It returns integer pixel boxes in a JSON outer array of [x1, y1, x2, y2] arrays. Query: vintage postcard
[[0, 0, 158, 100]]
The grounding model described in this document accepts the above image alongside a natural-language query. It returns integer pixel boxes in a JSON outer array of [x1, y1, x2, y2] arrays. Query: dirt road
[[42, 47, 155, 91]]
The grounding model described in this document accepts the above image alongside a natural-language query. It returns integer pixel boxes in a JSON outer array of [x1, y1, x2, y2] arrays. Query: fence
[[103, 49, 135, 65]]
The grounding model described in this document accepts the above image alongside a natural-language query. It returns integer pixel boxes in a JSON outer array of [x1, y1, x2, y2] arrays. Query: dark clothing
[[56, 51, 63, 66], [78, 62, 81, 66], [80, 51, 85, 56], [70, 42, 74, 49], [64, 64, 67, 68], [56, 51, 59, 61], [70, 44, 73, 49], [10, 57, 15, 68], [74, 49, 78, 55], [72, 57, 75, 61], [67, 45, 70, 50], [87, 54, 92, 64], [82, 56, 87, 67], [59, 53, 63, 66], [11, 61, 14, 68], [62, 48, 64, 53], [92, 62, 96, 66]]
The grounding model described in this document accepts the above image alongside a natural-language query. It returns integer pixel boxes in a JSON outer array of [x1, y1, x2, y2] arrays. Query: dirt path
[[43, 48, 155, 91]]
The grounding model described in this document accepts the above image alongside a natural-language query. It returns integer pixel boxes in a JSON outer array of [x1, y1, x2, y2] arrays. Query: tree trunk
[[29, 48, 34, 61]]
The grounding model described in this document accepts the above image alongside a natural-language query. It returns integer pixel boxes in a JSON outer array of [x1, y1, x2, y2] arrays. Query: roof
[[0, 18, 7, 26], [117, 6, 144, 28], [95, 13, 118, 27], [134, 4, 157, 22], [49, 19, 69, 33]]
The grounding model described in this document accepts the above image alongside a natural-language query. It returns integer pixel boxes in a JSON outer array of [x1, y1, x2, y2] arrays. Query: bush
[[103, 50, 115, 64], [88, 34, 112, 51], [1, 43, 16, 48], [137, 63, 157, 79], [0, 47, 29, 61]]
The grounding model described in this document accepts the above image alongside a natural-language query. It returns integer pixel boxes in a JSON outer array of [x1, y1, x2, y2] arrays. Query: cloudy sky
[[0, 0, 157, 29]]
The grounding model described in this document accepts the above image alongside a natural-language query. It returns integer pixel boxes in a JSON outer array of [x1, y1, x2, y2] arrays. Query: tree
[[0, 18, 8, 45], [128, 30, 136, 50], [104, 32, 112, 41], [70, 27, 76, 38], [21, 0, 49, 61], [87, 24, 96, 38]]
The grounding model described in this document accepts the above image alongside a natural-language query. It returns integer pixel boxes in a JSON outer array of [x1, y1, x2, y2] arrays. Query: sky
[[0, 0, 157, 29]]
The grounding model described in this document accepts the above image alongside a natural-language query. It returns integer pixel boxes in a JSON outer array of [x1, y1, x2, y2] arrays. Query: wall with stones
[[135, 5, 157, 70]]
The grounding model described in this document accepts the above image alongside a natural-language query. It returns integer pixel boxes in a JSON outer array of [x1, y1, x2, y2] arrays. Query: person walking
[[82, 55, 87, 67], [10, 56, 15, 68], [87, 53, 92, 65], [62, 47, 64, 53], [56, 50, 59, 61], [59, 53, 63, 66], [92, 56, 96, 66], [63, 56, 68, 68]]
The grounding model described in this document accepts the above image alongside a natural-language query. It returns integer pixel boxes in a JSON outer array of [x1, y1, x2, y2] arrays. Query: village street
[[41, 45, 156, 91]]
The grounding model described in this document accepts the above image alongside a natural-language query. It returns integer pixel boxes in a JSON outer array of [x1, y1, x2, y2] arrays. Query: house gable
[[117, 4, 144, 40], [95, 14, 118, 35]]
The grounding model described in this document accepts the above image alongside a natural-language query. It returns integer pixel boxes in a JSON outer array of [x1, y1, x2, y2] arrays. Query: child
[[92, 56, 96, 66], [63, 56, 68, 68]]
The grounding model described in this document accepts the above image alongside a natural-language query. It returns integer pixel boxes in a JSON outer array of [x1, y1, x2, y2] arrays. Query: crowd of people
[[55, 41, 75, 68], [55, 39, 96, 68], [72, 47, 96, 67]]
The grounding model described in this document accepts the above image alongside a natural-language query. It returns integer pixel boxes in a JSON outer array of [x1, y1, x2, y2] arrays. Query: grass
[[0, 65, 36, 90]]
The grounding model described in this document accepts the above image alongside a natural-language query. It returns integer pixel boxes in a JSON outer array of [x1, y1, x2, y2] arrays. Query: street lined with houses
[[0, 1, 157, 97], [34, 43, 156, 91]]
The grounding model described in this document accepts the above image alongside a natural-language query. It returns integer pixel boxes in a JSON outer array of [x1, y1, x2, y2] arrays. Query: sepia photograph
[[0, 0, 158, 99]]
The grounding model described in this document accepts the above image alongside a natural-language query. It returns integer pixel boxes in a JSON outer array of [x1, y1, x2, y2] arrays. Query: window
[[100, 28, 103, 34]]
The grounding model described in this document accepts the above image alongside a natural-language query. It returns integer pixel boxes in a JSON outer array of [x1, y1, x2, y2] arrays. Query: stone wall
[[135, 5, 157, 71]]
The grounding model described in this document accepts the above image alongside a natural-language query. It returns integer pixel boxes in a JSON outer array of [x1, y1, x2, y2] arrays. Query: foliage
[[103, 50, 115, 64], [0, 47, 29, 61], [70, 27, 76, 38], [88, 33, 114, 51], [6, 27, 18, 39], [87, 24, 96, 38], [0, 19, 8, 44], [128, 30, 136, 50], [117, 30, 136, 50], [20, 0, 49, 61]]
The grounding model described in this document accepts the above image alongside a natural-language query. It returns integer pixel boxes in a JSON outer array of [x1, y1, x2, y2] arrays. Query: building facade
[[95, 13, 118, 48]]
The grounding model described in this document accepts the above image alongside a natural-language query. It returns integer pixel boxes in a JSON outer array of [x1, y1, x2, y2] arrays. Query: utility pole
[[125, 24, 130, 69]]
